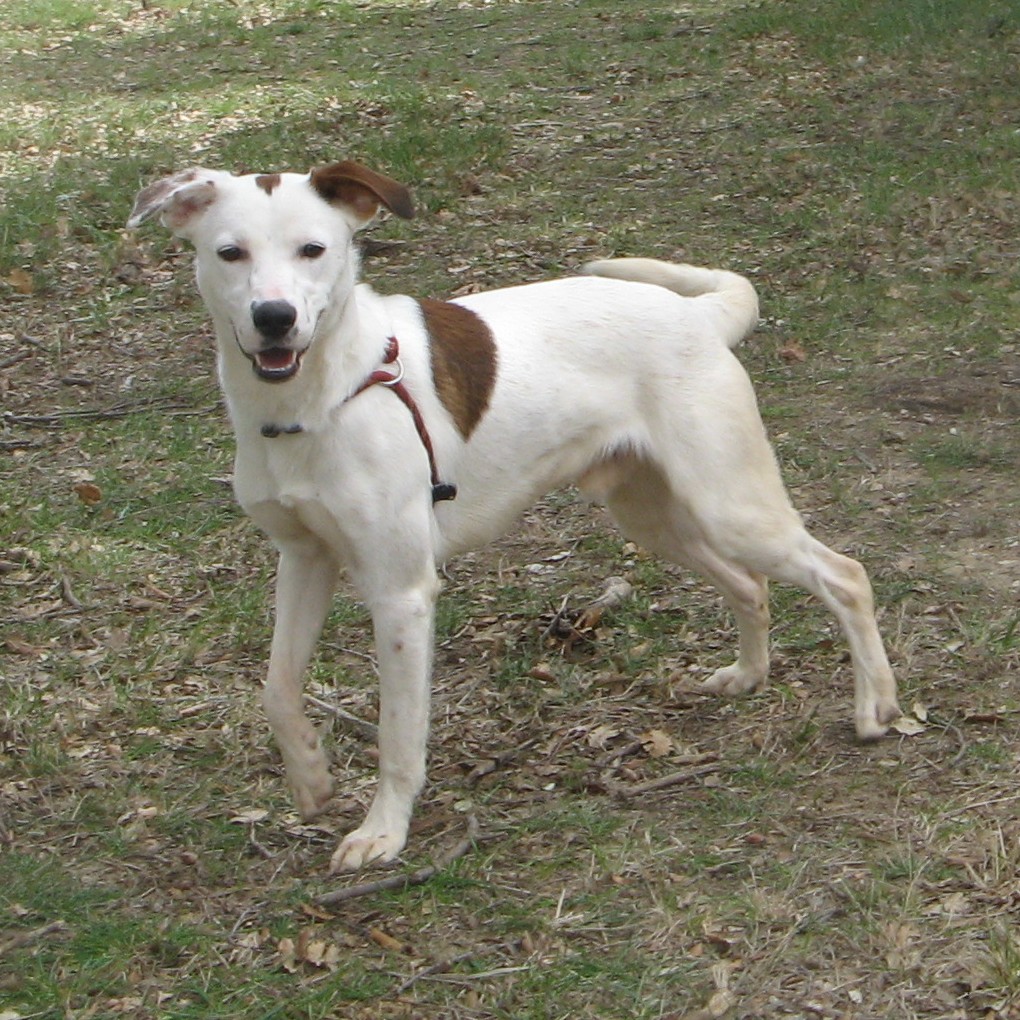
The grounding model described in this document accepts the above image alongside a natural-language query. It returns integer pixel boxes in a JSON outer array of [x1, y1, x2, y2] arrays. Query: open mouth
[[253, 347, 303, 382]]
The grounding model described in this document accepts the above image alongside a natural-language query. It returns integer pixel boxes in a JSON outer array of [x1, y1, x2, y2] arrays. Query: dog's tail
[[582, 257, 759, 349]]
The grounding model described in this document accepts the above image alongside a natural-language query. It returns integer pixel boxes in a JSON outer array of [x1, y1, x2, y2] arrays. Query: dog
[[128, 160, 901, 871]]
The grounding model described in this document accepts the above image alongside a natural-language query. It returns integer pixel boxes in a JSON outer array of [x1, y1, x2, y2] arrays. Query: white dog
[[128, 160, 901, 871]]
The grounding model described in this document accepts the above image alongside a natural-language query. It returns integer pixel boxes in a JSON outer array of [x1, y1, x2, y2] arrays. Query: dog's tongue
[[257, 349, 296, 371]]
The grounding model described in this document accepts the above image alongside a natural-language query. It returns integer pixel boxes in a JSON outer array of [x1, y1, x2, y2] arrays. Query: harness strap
[[353, 337, 458, 505]]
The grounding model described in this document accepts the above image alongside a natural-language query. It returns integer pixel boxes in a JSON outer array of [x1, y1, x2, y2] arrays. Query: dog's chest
[[234, 438, 344, 537]]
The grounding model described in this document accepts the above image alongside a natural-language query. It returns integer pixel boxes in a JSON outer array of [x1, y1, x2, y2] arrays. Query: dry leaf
[[573, 605, 604, 630], [890, 715, 926, 736], [74, 482, 103, 506], [5, 268, 34, 294], [368, 926, 405, 953], [302, 938, 340, 970], [301, 902, 335, 921], [641, 728, 674, 758], [229, 808, 270, 824], [706, 988, 736, 1017], [587, 724, 621, 750], [778, 341, 807, 363], [4, 637, 46, 656], [706, 961, 737, 1016], [277, 937, 298, 972]]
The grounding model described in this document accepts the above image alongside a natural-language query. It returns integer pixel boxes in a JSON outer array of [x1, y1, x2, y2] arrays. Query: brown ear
[[127, 168, 221, 232], [309, 160, 415, 224]]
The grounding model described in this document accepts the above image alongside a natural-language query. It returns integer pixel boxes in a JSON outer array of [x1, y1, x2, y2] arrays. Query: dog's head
[[128, 161, 414, 382]]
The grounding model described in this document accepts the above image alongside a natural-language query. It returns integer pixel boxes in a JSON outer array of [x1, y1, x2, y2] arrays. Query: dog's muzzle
[[251, 300, 303, 381]]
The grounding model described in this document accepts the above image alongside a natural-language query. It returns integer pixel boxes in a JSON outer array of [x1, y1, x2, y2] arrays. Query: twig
[[0, 439, 45, 451], [394, 948, 477, 995], [314, 815, 480, 906], [425, 964, 531, 984], [248, 827, 275, 860], [2, 397, 206, 429], [60, 574, 84, 610], [594, 736, 644, 769], [0, 350, 32, 370], [541, 593, 572, 641], [688, 119, 744, 135], [467, 737, 541, 782], [941, 792, 1020, 819], [608, 761, 720, 799], [928, 712, 968, 769], [303, 694, 378, 742], [0, 920, 70, 957]]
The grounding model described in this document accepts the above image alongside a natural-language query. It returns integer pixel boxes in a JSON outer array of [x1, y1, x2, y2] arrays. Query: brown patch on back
[[420, 299, 497, 439], [255, 173, 282, 195]]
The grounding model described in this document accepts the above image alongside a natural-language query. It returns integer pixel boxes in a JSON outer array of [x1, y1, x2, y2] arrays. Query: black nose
[[251, 300, 297, 341]]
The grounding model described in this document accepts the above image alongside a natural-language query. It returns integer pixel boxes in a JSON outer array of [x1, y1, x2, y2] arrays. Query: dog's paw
[[699, 662, 767, 697], [330, 828, 406, 872], [287, 762, 335, 820], [855, 698, 903, 742]]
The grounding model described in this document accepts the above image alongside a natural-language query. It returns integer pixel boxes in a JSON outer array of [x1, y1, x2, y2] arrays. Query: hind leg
[[693, 505, 900, 739], [686, 549, 770, 697], [764, 535, 901, 739], [601, 452, 900, 739], [604, 461, 772, 696]]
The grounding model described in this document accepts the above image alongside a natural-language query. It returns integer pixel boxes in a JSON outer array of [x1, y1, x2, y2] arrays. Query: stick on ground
[[315, 815, 480, 906]]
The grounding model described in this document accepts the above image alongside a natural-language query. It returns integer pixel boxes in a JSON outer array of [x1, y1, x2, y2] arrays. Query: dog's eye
[[217, 245, 245, 263], [300, 243, 326, 259]]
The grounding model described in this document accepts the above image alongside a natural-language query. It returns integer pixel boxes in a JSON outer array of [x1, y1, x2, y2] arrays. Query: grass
[[2, 0, 1020, 1017]]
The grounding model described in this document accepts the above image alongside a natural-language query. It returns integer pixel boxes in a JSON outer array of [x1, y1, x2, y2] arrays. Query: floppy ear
[[127, 168, 222, 233], [309, 160, 415, 225]]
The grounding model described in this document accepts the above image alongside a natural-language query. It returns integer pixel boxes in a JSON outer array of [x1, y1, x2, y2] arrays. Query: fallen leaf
[[302, 938, 340, 970], [641, 728, 674, 758], [706, 988, 736, 1017], [963, 711, 1005, 724], [4, 637, 46, 656], [229, 808, 270, 824], [368, 926, 405, 953], [573, 605, 604, 630], [587, 724, 621, 750], [277, 937, 298, 972], [74, 482, 103, 506], [5, 268, 34, 294], [890, 715, 926, 736], [778, 340, 807, 363], [301, 903, 335, 921]]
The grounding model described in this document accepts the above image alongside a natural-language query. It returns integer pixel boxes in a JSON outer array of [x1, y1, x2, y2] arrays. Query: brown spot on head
[[255, 173, 282, 196], [420, 300, 497, 439]]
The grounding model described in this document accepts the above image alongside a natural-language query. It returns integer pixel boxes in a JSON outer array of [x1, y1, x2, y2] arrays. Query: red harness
[[261, 337, 456, 505], [353, 337, 457, 504]]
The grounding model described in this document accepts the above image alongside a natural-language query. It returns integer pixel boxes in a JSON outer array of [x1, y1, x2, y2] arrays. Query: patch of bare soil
[[869, 358, 1020, 418]]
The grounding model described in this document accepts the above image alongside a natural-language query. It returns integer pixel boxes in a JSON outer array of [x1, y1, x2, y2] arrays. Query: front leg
[[262, 542, 340, 819], [330, 573, 439, 872]]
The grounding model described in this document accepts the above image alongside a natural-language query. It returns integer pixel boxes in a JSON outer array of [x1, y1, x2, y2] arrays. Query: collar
[[261, 336, 457, 505]]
